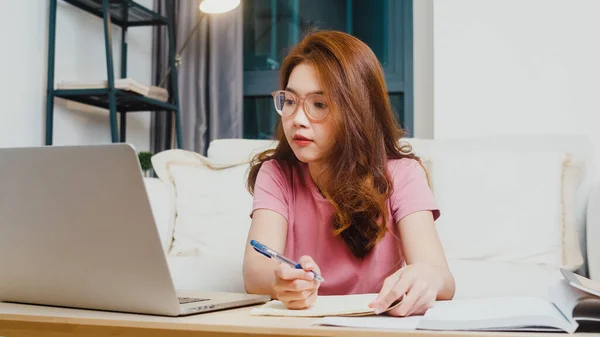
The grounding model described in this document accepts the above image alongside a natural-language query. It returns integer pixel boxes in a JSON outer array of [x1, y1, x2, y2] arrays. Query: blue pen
[[250, 240, 325, 282]]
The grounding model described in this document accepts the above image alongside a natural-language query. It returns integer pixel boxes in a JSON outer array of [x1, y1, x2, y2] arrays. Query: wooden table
[[0, 301, 598, 337]]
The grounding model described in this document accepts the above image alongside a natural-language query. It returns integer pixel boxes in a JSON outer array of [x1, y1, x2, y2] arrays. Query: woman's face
[[281, 63, 335, 164]]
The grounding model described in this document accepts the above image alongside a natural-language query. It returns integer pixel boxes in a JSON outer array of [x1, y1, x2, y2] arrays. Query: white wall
[[433, 0, 600, 160], [0, 0, 153, 151]]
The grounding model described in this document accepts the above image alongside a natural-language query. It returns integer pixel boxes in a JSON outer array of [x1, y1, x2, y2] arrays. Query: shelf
[[46, 0, 181, 147], [54, 88, 176, 112], [62, 0, 168, 27]]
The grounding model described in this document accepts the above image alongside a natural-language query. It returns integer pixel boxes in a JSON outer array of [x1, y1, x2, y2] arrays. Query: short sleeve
[[389, 159, 440, 223], [251, 160, 290, 222]]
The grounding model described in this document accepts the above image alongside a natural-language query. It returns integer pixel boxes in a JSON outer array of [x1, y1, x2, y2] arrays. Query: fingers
[[297, 255, 321, 274], [279, 289, 317, 309], [273, 278, 315, 294], [371, 271, 412, 314], [371, 264, 443, 317], [411, 294, 436, 316], [386, 288, 417, 316], [272, 256, 322, 310], [371, 277, 396, 307], [274, 263, 315, 281], [273, 260, 321, 310], [369, 268, 405, 307], [388, 282, 436, 317]]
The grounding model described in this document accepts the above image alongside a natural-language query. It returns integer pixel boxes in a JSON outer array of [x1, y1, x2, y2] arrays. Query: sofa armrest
[[143, 177, 176, 252], [586, 182, 600, 280]]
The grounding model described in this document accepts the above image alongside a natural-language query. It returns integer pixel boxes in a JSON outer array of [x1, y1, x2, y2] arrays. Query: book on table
[[252, 268, 600, 333]]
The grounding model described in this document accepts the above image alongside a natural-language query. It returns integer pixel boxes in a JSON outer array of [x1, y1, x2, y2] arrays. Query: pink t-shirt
[[251, 158, 440, 295]]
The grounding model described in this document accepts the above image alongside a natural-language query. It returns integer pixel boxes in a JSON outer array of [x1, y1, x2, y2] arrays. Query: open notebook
[[250, 294, 384, 317], [253, 269, 600, 333], [314, 269, 600, 333]]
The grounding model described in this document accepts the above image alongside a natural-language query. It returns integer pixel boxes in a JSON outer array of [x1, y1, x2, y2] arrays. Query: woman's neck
[[308, 161, 328, 196]]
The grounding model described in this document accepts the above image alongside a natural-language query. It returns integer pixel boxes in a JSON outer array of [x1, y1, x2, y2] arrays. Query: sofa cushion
[[143, 177, 176, 252], [430, 147, 581, 269], [207, 139, 277, 163], [405, 135, 590, 272], [167, 256, 245, 293], [448, 260, 562, 300], [151, 150, 253, 268]]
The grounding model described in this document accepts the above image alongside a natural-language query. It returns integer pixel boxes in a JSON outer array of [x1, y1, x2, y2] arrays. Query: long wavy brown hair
[[247, 30, 425, 259]]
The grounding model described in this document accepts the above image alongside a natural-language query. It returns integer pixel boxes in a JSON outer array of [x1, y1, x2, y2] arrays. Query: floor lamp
[[159, 0, 241, 88], [158, 0, 241, 149]]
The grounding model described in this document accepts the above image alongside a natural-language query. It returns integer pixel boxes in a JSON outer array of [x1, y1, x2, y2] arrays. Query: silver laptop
[[0, 143, 270, 316]]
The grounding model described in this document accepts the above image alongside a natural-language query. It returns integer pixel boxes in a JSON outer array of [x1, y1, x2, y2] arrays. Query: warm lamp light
[[199, 0, 241, 14]]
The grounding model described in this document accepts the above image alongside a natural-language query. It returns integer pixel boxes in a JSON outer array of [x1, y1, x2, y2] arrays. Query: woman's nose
[[292, 103, 310, 127]]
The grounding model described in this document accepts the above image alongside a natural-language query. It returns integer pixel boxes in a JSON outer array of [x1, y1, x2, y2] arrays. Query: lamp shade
[[199, 0, 241, 14]]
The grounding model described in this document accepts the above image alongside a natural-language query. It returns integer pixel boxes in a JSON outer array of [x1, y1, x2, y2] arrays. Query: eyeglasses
[[271, 90, 330, 121]]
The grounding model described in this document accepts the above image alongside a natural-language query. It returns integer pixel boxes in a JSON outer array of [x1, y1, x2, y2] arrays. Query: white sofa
[[144, 135, 600, 301]]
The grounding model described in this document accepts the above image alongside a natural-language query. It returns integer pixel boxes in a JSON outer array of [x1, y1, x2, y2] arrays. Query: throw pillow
[[151, 150, 253, 265]]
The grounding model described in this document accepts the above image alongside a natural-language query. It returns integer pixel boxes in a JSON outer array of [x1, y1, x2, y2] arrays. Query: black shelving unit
[[45, 0, 183, 148]]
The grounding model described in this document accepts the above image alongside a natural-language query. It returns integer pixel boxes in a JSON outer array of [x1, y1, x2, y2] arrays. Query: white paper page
[[314, 316, 422, 330], [313, 297, 577, 333], [250, 294, 378, 317], [419, 297, 576, 333], [424, 297, 559, 321], [551, 279, 591, 324]]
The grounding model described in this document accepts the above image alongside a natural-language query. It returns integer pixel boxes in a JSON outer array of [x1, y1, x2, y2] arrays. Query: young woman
[[242, 30, 455, 317]]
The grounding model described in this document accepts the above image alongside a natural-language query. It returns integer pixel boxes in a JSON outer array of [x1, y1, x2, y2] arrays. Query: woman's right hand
[[273, 256, 322, 310]]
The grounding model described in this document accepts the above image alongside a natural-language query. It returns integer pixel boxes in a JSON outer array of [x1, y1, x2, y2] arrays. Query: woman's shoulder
[[256, 159, 297, 187], [386, 157, 430, 185], [386, 157, 439, 222], [387, 157, 425, 173], [258, 158, 293, 175]]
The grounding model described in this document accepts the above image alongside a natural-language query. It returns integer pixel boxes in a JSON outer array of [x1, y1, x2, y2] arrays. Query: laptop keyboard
[[178, 297, 210, 304]]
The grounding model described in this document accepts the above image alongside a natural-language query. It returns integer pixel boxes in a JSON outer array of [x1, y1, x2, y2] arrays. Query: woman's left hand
[[369, 263, 445, 317]]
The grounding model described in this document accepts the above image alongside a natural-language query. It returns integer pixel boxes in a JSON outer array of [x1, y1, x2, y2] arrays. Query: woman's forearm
[[242, 210, 288, 298], [243, 260, 279, 299]]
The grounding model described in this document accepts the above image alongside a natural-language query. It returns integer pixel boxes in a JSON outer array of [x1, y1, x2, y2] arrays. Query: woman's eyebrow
[[285, 87, 324, 95]]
